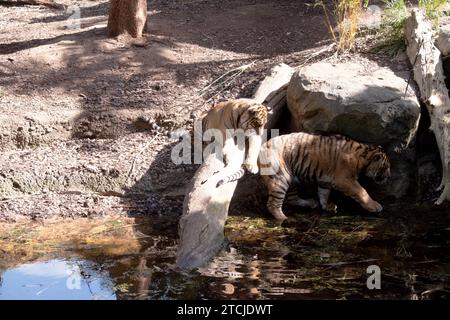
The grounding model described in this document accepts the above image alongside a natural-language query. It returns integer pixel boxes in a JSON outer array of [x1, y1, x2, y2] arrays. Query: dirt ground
[[0, 0, 422, 221], [0, 0, 329, 123], [0, 0, 335, 220]]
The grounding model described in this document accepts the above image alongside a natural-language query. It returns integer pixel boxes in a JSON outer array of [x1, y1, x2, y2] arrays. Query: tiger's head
[[364, 147, 391, 184], [239, 103, 269, 135]]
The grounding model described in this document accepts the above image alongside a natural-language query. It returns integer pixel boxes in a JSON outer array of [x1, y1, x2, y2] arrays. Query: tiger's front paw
[[244, 162, 259, 174], [367, 201, 383, 213]]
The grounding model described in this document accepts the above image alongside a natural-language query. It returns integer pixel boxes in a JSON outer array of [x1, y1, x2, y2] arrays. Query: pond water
[[0, 206, 449, 300], [0, 260, 115, 300]]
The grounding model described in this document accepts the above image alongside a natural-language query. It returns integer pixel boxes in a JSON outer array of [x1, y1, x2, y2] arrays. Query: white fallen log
[[176, 154, 241, 270], [177, 65, 294, 270], [405, 9, 450, 204]]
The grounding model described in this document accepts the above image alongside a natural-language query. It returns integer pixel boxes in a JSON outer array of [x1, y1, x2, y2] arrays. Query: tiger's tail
[[216, 167, 246, 188]]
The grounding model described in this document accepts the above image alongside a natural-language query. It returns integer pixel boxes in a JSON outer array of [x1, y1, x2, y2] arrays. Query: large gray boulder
[[436, 16, 450, 56], [287, 61, 421, 199]]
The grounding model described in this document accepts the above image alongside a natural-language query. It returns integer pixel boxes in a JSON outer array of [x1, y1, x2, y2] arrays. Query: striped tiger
[[258, 132, 391, 220], [198, 99, 269, 184]]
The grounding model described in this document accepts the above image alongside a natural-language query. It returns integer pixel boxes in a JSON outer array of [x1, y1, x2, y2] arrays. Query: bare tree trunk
[[107, 0, 147, 38], [405, 9, 450, 205]]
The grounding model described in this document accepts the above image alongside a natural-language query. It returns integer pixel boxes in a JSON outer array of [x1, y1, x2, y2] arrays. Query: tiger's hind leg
[[317, 186, 337, 213], [289, 197, 318, 209], [264, 175, 291, 221], [285, 187, 318, 209]]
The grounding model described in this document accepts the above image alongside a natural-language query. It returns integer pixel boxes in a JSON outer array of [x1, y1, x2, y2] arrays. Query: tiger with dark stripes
[[198, 99, 269, 184], [258, 132, 391, 220]]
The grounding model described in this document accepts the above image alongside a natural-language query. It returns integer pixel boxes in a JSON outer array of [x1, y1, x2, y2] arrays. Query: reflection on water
[[0, 260, 115, 300], [0, 206, 449, 300]]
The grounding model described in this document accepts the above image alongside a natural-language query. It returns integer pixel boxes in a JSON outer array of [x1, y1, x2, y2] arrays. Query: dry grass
[[336, 0, 364, 51], [315, 0, 365, 52], [318, 0, 448, 53]]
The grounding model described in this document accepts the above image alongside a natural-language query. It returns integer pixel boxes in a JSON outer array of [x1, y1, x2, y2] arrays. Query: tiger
[[258, 132, 391, 220], [197, 98, 269, 184], [217, 132, 391, 220]]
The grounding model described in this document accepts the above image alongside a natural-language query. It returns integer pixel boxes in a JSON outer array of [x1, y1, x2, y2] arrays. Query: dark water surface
[[1, 206, 449, 300]]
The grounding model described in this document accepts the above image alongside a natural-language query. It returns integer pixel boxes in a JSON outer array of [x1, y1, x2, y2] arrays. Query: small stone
[[108, 168, 120, 178], [84, 164, 98, 173]]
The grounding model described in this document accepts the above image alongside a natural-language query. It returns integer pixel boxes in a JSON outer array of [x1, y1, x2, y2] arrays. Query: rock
[[83, 164, 99, 174], [253, 63, 294, 129], [443, 56, 450, 90], [287, 61, 421, 199], [436, 16, 450, 56]]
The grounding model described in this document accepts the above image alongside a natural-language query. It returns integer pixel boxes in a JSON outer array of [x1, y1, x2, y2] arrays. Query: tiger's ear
[[249, 105, 261, 113], [372, 153, 383, 161], [250, 103, 270, 111]]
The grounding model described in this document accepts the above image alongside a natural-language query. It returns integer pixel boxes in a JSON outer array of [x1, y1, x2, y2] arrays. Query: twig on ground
[[297, 43, 336, 67], [127, 133, 160, 180], [421, 286, 450, 298], [322, 258, 380, 269], [204, 69, 247, 104], [412, 259, 439, 265], [297, 214, 322, 244], [90, 223, 138, 235], [196, 60, 256, 99]]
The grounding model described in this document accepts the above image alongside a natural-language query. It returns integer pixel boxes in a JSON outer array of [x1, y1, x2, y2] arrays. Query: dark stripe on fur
[[216, 168, 246, 187]]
